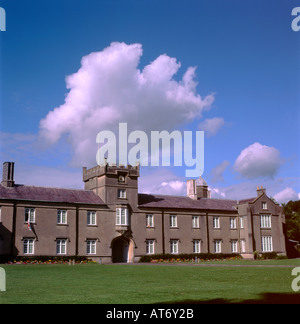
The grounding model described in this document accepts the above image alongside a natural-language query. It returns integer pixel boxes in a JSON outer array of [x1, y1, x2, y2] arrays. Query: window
[[23, 238, 34, 254], [260, 215, 271, 228], [192, 216, 200, 228], [231, 240, 238, 253], [57, 210, 67, 225], [146, 214, 154, 228], [25, 208, 35, 223], [87, 240, 96, 254], [87, 211, 97, 225], [56, 239, 67, 255], [213, 217, 220, 229], [170, 240, 179, 254], [0, 207, 2, 223], [170, 215, 177, 228], [193, 240, 201, 253], [118, 189, 126, 199], [262, 202, 267, 210], [240, 239, 246, 253], [261, 236, 273, 252], [240, 216, 244, 229], [214, 240, 222, 253], [230, 217, 237, 229], [116, 208, 129, 226], [146, 240, 155, 254]]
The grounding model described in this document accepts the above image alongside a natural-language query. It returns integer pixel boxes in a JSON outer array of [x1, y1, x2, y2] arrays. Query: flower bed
[[2, 255, 97, 265]]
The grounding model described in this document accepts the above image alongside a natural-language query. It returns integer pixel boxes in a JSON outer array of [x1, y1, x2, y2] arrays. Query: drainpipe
[[161, 210, 165, 254], [75, 205, 79, 256], [206, 210, 210, 253]]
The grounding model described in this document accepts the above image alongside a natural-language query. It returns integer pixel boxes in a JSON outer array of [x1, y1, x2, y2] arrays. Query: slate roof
[[0, 184, 105, 205], [138, 194, 238, 212]]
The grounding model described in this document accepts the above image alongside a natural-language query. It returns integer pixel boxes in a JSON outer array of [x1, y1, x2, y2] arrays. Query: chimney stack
[[257, 186, 266, 197], [1, 162, 15, 187], [187, 176, 211, 200]]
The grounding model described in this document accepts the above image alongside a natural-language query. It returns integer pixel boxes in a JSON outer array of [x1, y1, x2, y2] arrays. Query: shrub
[[139, 253, 241, 263]]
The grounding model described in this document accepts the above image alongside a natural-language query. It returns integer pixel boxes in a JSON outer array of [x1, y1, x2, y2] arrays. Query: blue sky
[[0, 0, 299, 202]]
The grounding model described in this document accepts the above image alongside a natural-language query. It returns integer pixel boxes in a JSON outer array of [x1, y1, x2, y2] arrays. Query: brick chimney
[[1, 162, 15, 187], [257, 186, 266, 197]]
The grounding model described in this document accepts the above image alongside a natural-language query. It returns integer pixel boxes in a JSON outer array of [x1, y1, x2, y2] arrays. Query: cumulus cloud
[[273, 187, 300, 204], [198, 117, 225, 137], [211, 160, 230, 183], [139, 168, 186, 196], [39, 42, 215, 167], [233, 142, 282, 179]]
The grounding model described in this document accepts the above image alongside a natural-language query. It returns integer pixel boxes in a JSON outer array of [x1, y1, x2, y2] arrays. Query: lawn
[[0, 260, 299, 304]]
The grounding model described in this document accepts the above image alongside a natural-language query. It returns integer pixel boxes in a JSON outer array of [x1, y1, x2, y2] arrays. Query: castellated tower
[[82, 162, 140, 212]]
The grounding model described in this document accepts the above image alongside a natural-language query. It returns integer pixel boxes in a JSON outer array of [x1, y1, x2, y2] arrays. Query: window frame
[[170, 240, 179, 254], [170, 215, 178, 228], [57, 210, 67, 225], [213, 216, 220, 229], [230, 217, 237, 229], [118, 189, 127, 199], [87, 211, 97, 226], [116, 207, 129, 226], [260, 214, 272, 228], [261, 236, 273, 252], [146, 214, 154, 228], [56, 239, 67, 255], [192, 216, 200, 228], [214, 240, 222, 253], [23, 238, 35, 255], [25, 208, 35, 223], [146, 240, 155, 255], [86, 239, 97, 255], [193, 240, 201, 253]]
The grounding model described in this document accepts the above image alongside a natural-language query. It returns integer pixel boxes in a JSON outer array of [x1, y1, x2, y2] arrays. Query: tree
[[283, 200, 300, 242]]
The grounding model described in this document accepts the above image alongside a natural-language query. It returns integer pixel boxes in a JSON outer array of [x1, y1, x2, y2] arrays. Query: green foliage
[[283, 200, 300, 242], [139, 253, 241, 263]]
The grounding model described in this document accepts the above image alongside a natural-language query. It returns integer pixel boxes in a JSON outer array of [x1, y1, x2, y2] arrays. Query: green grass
[[0, 260, 299, 304]]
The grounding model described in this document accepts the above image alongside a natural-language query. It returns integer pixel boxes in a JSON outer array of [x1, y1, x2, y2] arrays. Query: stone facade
[[0, 162, 286, 263]]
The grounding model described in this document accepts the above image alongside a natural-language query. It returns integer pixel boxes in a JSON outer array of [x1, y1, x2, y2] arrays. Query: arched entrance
[[111, 236, 134, 263]]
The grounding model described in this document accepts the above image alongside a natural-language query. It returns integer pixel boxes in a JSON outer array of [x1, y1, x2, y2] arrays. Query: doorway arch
[[111, 236, 134, 263]]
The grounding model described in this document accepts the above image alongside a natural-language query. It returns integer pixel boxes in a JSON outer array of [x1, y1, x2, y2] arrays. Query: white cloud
[[233, 142, 282, 179], [273, 187, 299, 204], [198, 117, 225, 137], [139, 168, 186, 196], [39, 42, 215, 167], [211, 160, 230, 183]]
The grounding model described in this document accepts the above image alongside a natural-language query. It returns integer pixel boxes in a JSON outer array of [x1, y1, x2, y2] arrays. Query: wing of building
[[0, 162, 287, 263]]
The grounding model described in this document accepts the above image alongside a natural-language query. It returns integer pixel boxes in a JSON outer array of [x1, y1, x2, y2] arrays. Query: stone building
[[0, 161, 286, 263]]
